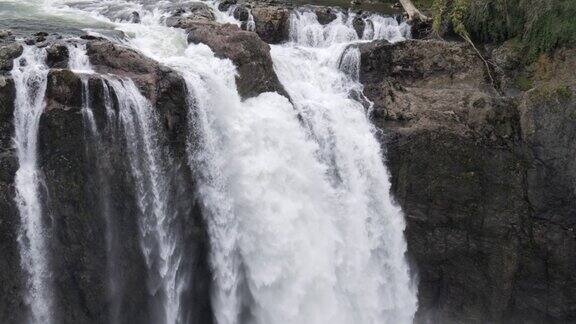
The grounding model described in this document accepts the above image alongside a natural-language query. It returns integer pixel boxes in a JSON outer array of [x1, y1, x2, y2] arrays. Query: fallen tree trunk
[[399, 0, 429, 21]]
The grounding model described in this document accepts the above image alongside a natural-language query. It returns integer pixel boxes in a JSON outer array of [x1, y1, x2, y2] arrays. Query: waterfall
[[69, 45, 124, 324], [178, 44, 344, 324], [11, 45, 53, 324], [8, 2, 418, 324], [106, 77, 184, 324], [268, 9, 418, 324]]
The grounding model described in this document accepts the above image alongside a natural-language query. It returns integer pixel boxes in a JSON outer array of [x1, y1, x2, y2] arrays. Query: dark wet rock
[[46, 69, 84, 111], [170, 2, 215, 20], [251, 5, 291, 44], [80, 34, 104, 41], [352, 16, 365, 38], [234, 5, 250, 22], [312, 6, 337, 25], [218, 0, 237, 12], [0, 36, 215, 322], [0, 30, 12, 39], [185, 21, 288, 99], [46, 43, 69, 69], [410, 19, 433, 40], [358, 39, 576, 323], [131, 11, 141, 24], [166, 2, 216, 29], [0, 43, 23, 73], [0, 59, 27, 324]]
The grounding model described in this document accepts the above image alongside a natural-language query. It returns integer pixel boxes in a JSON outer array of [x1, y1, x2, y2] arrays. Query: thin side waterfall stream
[[11, 45, 52, 324]]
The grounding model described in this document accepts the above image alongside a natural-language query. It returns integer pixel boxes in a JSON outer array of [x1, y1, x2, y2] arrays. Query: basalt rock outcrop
[[358, 39, 576, 323], [184, 21, 287, 99], [249, 4, 292, 44]]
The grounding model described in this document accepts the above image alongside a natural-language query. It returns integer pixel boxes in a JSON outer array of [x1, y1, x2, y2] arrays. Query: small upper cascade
[[11, 45, 53, 324], [67, 43, 94, 74], [288, 8, 410, 47]]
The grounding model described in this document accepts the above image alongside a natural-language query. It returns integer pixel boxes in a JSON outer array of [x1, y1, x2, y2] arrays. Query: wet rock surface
[[0, 42, 23, 73], [166, 1, 216, 27], [250, 5, 291, 44], [184, 21, 288, 99], [358, 39, 576, 323]]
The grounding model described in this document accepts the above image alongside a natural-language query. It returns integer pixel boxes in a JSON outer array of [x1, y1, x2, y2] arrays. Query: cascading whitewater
[[269, 9, 418, 324], [11, 45, 53, 324], [7, 2, 418, 324]]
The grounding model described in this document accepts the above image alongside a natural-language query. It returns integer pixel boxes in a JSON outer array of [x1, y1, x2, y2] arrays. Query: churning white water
[[268, 9, 417, 324], [11, 45, 52, 324]]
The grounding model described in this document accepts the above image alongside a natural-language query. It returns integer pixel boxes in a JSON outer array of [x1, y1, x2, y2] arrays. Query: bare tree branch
[[399, 0, 429, 22]]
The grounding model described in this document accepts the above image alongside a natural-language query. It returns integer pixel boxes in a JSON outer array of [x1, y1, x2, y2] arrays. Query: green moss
[[429, 0, 576, 61], [514, 75, 533, 91], [529, 84, 573, 104], [556, 85, 573, 100]]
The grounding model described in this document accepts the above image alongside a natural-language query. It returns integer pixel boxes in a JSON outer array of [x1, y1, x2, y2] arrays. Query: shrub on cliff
[[413, 0, 576, 61]]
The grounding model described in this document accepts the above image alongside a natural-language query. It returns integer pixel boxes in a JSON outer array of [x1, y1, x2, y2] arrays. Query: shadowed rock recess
[[0, 1, 575, 323]]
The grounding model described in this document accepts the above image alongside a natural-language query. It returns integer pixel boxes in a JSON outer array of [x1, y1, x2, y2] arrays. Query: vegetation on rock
[[410, 0, 576, 62]]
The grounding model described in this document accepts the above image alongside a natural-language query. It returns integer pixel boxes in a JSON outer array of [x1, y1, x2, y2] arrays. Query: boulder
[[46, 43, 69, 69], [0, 43, 23, 73], [167, 2, 215, 21], [0, 73, 23, 324], [352, 16, 365, 38], [312, 6, 337, 25], [186, 21, 288, 99], [233, 5, 250, 22], [251, 5, 291, 44]]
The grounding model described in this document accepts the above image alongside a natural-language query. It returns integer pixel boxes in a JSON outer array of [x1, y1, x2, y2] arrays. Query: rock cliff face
[[0, 38, 213, 323], [358, 40, 576, 323]]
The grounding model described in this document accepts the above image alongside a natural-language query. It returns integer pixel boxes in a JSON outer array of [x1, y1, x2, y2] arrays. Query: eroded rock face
[[0, 69, 25, 324], [185, 21, 287, 99], [0, 37, 213, 323], [358, 39, 576, 323]]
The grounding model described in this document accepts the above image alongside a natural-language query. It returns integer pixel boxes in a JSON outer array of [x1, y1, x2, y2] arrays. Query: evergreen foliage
[[414, 0, 576, 61]]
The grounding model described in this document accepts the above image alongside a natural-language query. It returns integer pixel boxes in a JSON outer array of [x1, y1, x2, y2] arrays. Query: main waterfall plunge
[[8, 1, 417, 323]]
